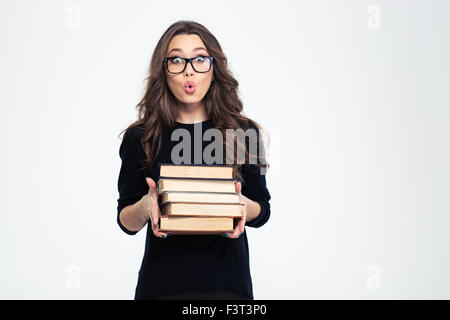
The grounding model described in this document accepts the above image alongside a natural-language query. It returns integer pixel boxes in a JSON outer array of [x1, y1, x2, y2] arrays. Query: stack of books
[[157, 163, 243, 235]]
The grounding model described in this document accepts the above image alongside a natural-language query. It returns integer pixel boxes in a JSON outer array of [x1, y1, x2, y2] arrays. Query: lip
[[184, 81, 196, 88], [184, 81, 196, 94]]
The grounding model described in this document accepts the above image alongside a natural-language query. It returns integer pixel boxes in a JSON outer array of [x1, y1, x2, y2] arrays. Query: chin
[[182, 94, 201, 102]]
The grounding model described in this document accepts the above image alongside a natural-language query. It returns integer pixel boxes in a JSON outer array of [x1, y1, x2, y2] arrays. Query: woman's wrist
[[243, 195, 261, 223], [138, 194, 150, 223]]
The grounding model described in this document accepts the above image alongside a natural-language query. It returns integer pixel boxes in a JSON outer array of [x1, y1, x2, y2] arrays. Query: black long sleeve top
[[116, 119, 271, 300]]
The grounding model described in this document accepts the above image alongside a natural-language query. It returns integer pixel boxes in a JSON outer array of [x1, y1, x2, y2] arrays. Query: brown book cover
[[161, 202, 244, 218], [159, 216, 234, 234], [159, 163, 234, 180], [159, 191, 240, 205]]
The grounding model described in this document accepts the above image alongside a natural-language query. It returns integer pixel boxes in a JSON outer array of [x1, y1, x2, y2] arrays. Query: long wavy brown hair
[[119, 20, 269, 184]]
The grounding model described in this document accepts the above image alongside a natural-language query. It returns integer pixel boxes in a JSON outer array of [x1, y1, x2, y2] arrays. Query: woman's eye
[[172, 57, 182, 64], [195, 56, 205, 62]]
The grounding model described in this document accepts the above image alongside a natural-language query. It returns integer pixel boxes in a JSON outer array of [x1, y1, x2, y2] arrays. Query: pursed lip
[[184, 81, 196, 88]]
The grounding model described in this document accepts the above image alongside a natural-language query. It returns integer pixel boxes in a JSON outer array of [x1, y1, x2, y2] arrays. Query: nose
[[184, 60, 195, 75]]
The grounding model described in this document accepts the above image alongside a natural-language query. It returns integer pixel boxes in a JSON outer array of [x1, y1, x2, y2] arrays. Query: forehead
[[167, 34, 208, 54]]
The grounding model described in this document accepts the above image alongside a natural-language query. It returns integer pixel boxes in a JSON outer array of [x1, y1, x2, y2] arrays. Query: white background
[[1, 0, 449, 299]]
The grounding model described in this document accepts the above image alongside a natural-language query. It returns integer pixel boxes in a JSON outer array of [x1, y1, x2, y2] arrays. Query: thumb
[[145, 177, 157, 193], [235, 180, 242, 194]]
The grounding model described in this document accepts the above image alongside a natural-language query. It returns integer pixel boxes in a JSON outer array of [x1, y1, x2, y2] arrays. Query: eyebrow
[[168, 47, 208, 54]]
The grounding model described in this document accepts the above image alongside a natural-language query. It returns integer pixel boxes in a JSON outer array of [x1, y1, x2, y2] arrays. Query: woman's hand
[[144, 177, 169, 238], [224, 181, 247, 239]]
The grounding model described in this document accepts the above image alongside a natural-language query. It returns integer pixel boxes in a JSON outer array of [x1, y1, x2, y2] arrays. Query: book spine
[[159, 163, 235, 168], [159, 176, 235, 181]]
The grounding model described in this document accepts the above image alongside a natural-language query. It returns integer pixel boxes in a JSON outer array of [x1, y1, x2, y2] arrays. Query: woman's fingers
[[150, 205, 168, 238], [239, 205, 245, 233], [152, 205, 160, 228], [227, 215, 245, 239], [235, 181, 242, 194], [224, 181, 245, 239], [227, 221, 242, 238], [146, 177, 157, 193], [230, 199, 246, 238], [151, 222, 169, 238], [151, 194, 165, 238], [227, 199, 247, 239], [145, 177, 167, 238]]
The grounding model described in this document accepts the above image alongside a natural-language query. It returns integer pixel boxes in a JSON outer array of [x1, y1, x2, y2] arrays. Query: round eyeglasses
[[164, 55, 214, 74]]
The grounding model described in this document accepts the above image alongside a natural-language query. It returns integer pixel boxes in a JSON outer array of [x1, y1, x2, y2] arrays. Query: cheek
[[167, 76, 182, 92], [198, 74, 212, 89]]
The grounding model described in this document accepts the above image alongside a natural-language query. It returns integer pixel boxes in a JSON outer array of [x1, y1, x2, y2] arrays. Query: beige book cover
[[161, 202, 244, 218], [159, 191, 240, 205], [159, 216, 234, 234], [159, 163, 234, 179], [158, 178, 236, 194]]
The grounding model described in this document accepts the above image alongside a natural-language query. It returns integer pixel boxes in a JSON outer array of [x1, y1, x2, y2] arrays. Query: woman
[[116, 20, 271, 300]]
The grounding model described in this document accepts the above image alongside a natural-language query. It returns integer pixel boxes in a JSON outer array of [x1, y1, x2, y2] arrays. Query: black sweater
[[116, 119, 271, 299]]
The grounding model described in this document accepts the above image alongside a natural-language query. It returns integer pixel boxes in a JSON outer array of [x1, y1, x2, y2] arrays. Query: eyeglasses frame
[[163, 55, 214, 74]]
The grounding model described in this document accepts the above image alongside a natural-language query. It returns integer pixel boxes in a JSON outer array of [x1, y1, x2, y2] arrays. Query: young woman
[[117, 20, 271, 300]]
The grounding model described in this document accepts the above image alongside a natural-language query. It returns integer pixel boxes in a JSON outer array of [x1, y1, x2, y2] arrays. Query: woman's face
[[165, 34, 214, 106]]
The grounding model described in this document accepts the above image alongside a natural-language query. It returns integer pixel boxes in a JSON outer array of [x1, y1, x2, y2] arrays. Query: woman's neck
[[175, 102, 208, 124]]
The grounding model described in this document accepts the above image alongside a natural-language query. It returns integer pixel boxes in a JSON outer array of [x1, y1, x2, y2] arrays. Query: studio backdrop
[[1, 0, 449, 299]]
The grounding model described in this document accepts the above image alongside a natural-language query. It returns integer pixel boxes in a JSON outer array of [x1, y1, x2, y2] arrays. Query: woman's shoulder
[[240, 118, 260, 133], [121, 123, 162, 159], [122, 123, 145, 141], [119, 124, 147, 158], [237, 118, 262, 144], [245, 118, 257, 129]]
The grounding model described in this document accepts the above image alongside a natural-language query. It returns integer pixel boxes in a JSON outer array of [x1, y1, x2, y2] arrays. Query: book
[[156, 163, 240, 235], [159, 163, 234, 179], [157, 178, 236, 194], [159, 191, 240, 205], [161, 202, 244, 218], [159, 216, 234, 234]]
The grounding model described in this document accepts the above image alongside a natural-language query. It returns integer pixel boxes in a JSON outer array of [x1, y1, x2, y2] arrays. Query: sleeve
[[116, 128, 148, 235], [240, 122, 271, 228]]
